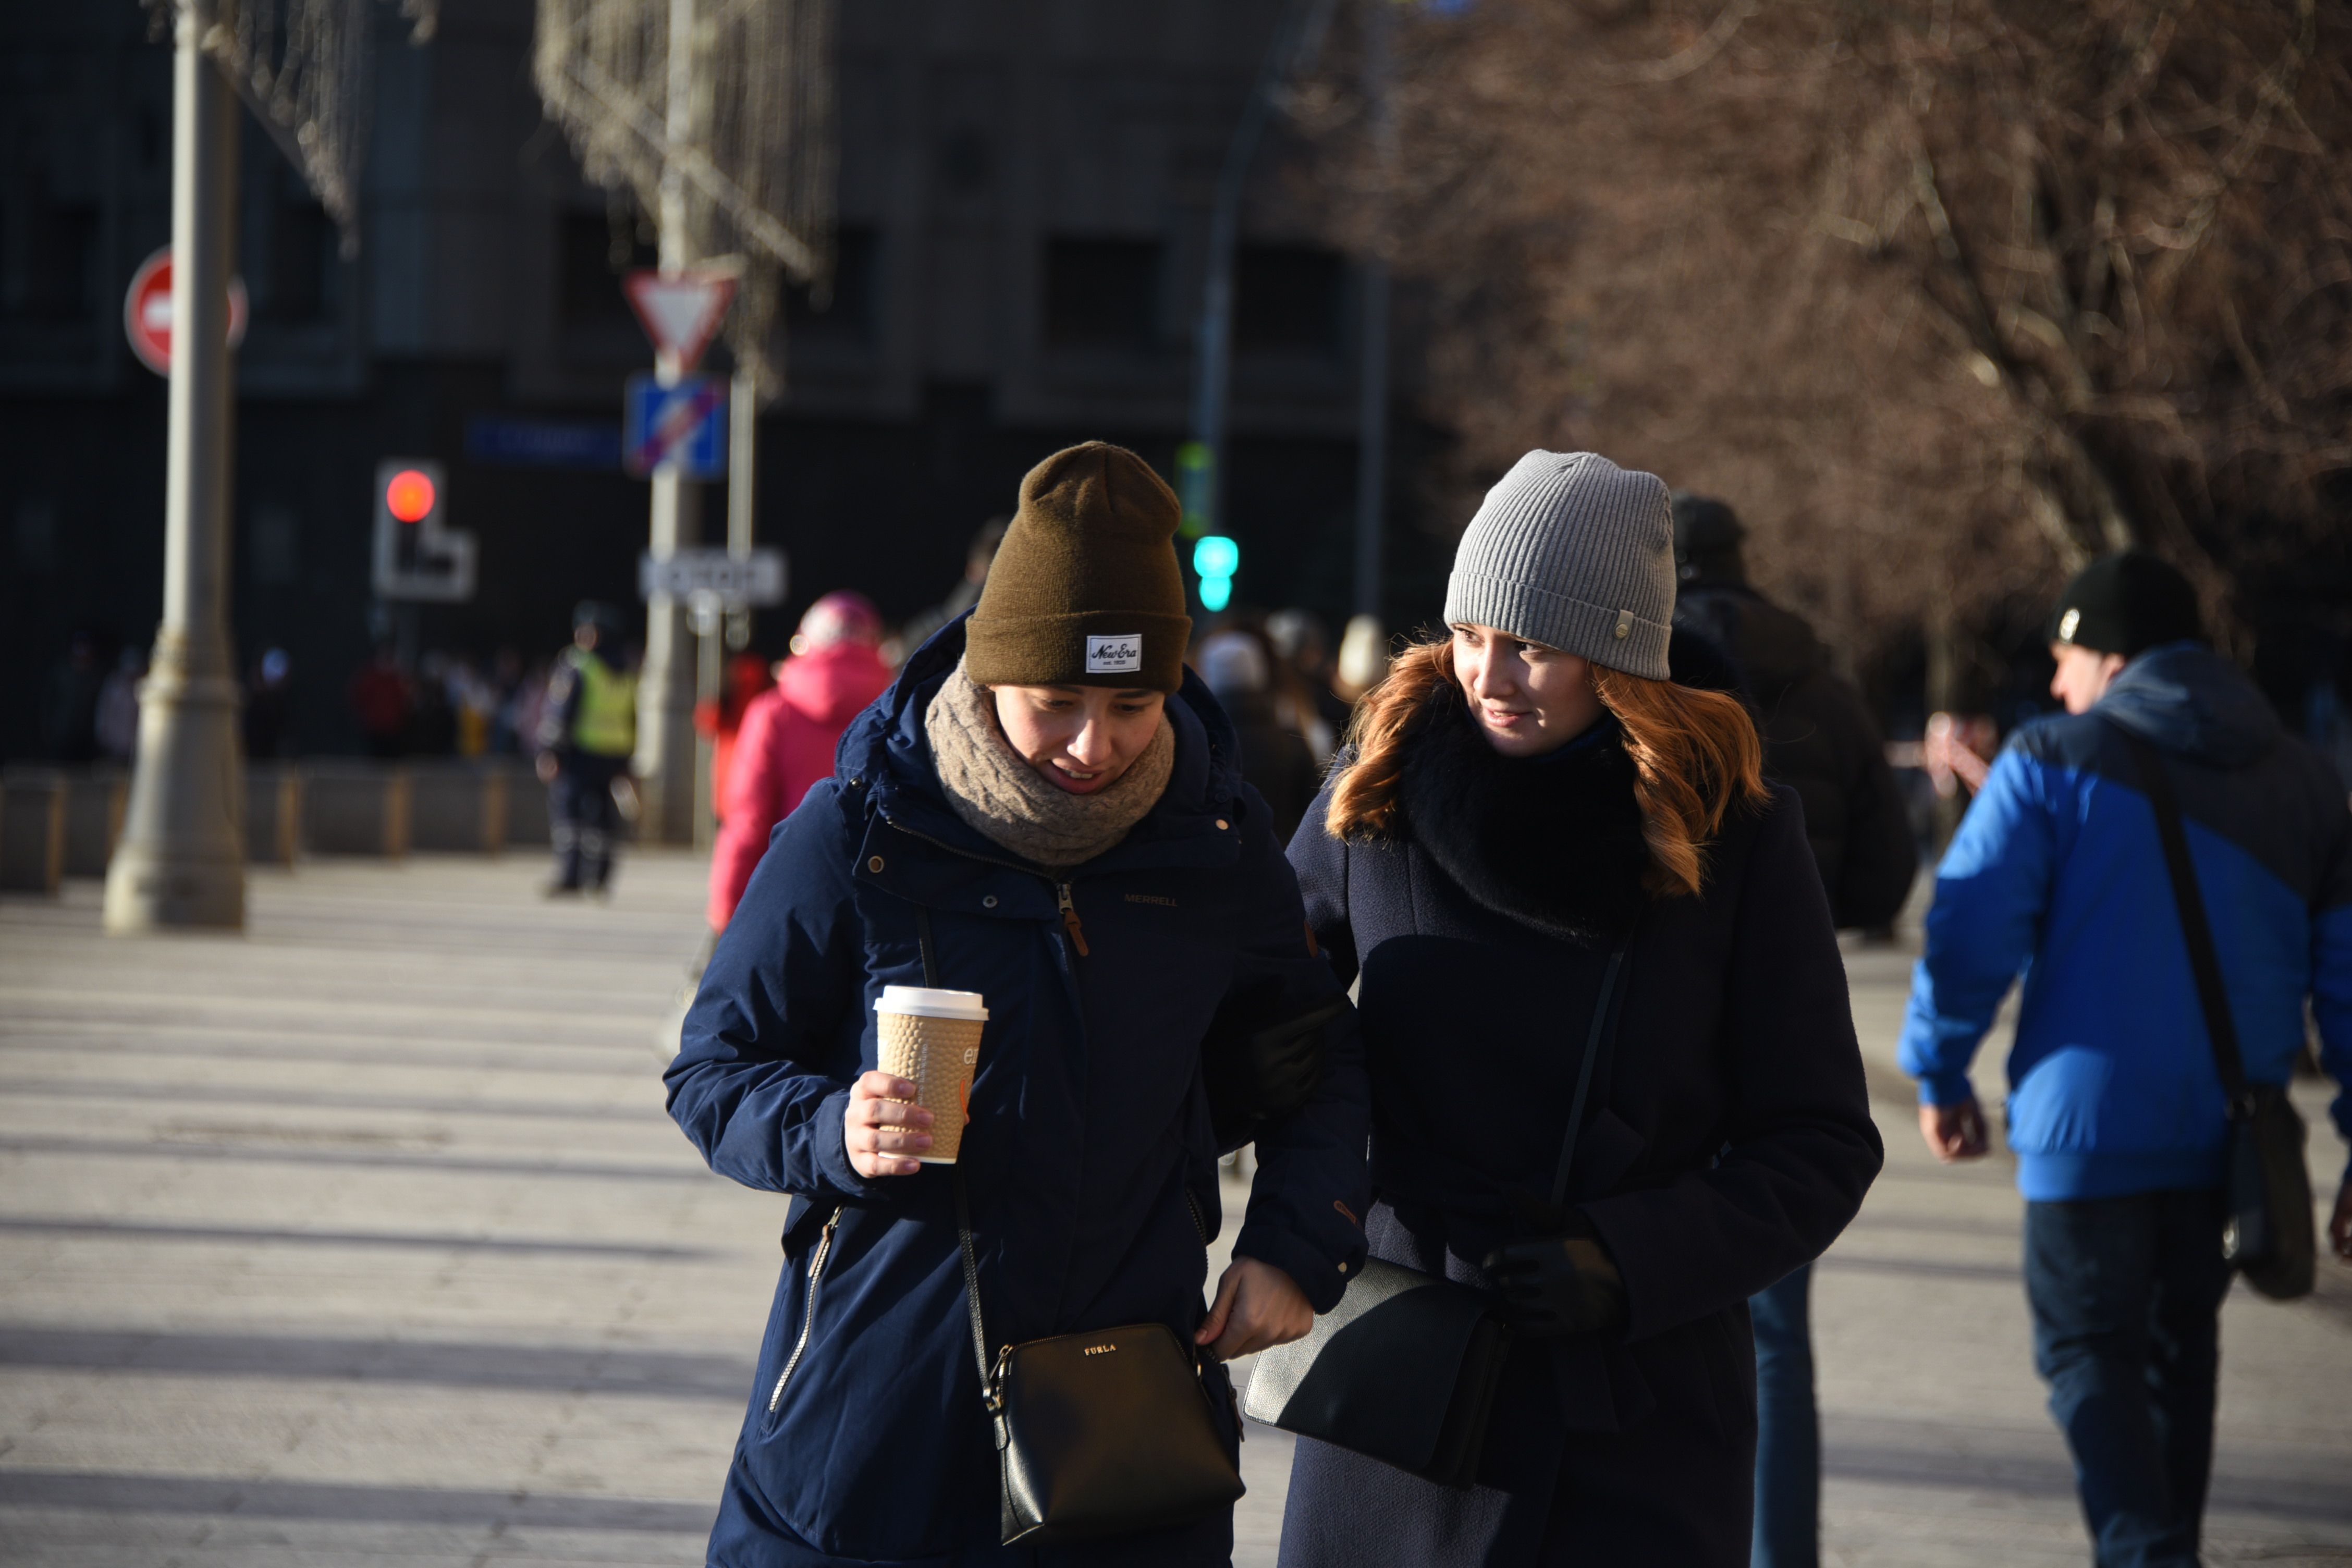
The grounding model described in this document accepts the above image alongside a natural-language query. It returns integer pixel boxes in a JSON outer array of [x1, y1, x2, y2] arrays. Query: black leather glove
[[1483, 1232, 1627, 1337]]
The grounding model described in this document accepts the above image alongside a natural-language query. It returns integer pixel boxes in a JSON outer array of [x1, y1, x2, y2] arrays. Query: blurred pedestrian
[[1280, 451, 1881, 1568], [1672, 494, 1918, 930], [1670, 491, 1919, 1568], [1197, 627, 1321, 843], [695, 649, 775, 824], [41, 630, 105, 763], [536, 603, 638, 897], [706, 592, 891, 932], [890, 514, 1009, 665], [667, 442, 1366, 1564], [348, 644, 410, 759], [243, 648, 293, 760], [95, 647, 146, 763], [1900, 550, 2352, 1568], [408, 653, 459, 756], [1266, 608, 1348, 761]]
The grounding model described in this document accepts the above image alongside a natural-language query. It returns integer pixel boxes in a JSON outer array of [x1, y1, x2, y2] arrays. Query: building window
[[786, 225, 879, 346], [1235, 244, 1345, 356], [254, 192, 339, 325], [558, 210, 657, 332], [1043, 237, 1164, 353], [0, 179, 99, 323]]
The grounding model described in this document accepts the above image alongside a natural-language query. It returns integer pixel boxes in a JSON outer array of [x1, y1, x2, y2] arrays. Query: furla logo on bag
[[1085, 634, 1143, 675]]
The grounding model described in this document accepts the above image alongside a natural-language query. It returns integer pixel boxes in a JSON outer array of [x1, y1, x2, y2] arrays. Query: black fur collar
[[1397, 683, 1650, 944]]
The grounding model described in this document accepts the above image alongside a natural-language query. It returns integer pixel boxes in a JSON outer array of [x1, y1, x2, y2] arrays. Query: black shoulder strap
[[1549, 929, 1634, 1211], [2118, 727, 2251, 1110], [917, 905, 999, 1400]]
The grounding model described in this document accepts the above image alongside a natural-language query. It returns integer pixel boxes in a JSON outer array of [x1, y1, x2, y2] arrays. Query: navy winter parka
[[1276, 684, 1883, 1568], [666, 618, 1371, 1568]]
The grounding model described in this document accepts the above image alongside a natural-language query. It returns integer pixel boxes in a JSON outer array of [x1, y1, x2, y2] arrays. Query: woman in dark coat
[[668, 443, 1370, 1567], [1277, 450, 1882, 1567]]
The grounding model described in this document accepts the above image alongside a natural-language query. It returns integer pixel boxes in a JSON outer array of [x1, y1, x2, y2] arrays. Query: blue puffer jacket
[[1900, 643, 2352, 1202], [666, 616, 1370, 1567]]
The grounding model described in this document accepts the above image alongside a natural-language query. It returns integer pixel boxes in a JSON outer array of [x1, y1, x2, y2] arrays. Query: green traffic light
[[1193, 535, 1238, 579]]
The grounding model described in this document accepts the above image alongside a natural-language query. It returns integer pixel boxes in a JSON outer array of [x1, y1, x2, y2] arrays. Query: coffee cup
[[872, 985, 989, 1164]]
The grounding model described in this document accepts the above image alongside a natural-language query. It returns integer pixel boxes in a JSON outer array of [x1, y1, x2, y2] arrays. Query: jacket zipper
[[1056, 883, 1089, 957], [1184, 1190, 1207, 1244], [767, 1207, 842, 1414], [874, 808, 1090, 961]]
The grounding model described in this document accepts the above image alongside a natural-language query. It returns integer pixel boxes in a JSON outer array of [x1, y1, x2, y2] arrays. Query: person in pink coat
[[707, 592, 893, 931]]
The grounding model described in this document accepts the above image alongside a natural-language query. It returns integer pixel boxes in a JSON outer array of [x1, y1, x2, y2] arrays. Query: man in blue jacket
[[1900, 551, 2352, 1568]]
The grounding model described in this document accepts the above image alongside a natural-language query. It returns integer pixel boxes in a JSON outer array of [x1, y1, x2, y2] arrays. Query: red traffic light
[[384, 468, 436, 523]]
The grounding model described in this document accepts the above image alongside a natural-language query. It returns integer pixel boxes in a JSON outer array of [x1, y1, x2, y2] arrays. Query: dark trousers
[[1749, 1263, 1818, 1568], [549, 755, 624, 890], [2024, 1188, 2232, 1568]]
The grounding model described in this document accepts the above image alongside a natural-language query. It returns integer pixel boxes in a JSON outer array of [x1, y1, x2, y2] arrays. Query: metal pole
[[1187, 0, 1334, 541], [1353, 0, 1395, 624], [725, 361, 757, 651], [635, 0, 703, 847], [107, 2, 245, 934]]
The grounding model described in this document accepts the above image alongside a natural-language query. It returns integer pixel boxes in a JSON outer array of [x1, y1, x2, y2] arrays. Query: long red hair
[[1325, 635, 1768, 898]]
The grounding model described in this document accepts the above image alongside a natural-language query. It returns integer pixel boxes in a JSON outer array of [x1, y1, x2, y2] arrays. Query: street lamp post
[[634, 0, 705, 847], [106, 1, 246, 934]]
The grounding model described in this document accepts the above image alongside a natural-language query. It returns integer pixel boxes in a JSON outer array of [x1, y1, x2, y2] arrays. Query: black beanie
[[1670, 492, 1746, 583], [2048, 551, 2202, 658]]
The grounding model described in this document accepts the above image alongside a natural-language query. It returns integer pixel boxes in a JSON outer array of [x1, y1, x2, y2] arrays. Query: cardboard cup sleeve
[[873, 986, 988, 1165]]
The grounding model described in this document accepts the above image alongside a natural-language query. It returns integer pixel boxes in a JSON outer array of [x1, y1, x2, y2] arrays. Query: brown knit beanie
[[964, 442, 1192, 692]]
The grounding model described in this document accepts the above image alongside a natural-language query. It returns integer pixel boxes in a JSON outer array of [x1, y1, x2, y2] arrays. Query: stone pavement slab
[[3, 856, 2348, 1567]]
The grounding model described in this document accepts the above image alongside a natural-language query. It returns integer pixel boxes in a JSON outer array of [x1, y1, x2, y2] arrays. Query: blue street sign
[[464, 414, 622, 471], [623, 373, 728, 480]]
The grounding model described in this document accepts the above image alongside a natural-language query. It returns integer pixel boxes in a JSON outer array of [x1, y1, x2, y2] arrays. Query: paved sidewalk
[[2, 855, 2347, 1566]]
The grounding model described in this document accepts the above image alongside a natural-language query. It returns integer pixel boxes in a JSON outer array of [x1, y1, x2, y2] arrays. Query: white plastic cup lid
[[874, 985, 988, 1022]]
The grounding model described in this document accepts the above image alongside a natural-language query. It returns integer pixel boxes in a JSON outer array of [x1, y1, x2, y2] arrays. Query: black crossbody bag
[[2121, 728, 2316, 1301], [1244, 936, 1633, 1485], [911, 909, 1244, 1544]]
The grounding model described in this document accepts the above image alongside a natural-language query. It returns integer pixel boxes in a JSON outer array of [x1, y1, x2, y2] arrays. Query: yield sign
[[622, 267, 738, 372], [124, 245, 249, 377]]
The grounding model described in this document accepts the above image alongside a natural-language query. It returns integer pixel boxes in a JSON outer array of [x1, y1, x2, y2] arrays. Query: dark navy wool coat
[[1277, 701, 1882, 1568], [668, 619, 1370, 1567]]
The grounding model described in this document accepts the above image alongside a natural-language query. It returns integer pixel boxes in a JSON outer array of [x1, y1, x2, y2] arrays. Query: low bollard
[[244, 765, 303, 866], [502, 760, 552, 848], [63, 770, 128, 879], [410, 763, 509, 855], [0, 769, 68, 895], [303, 764, 412, 858]]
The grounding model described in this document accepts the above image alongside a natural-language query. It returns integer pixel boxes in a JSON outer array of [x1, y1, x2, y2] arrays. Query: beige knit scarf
[[924, 659, 1174, 873]]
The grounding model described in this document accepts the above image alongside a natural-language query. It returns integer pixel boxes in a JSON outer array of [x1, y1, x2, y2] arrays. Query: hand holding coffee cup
[[844, 1071, 933, 1177], [846, 986, 989, 1178]]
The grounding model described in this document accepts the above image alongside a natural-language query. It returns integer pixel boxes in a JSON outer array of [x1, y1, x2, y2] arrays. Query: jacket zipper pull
[[1056, 882, 1090, 957], [768, 1207, 842, 1414]]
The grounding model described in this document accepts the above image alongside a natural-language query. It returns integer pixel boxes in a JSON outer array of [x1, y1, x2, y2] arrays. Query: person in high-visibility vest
[[535, 602, 639, 896]]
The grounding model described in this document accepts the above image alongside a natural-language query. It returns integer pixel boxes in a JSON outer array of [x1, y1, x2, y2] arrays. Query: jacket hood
[[2096, 642, 2279, 768], [838, 611, 1244, 866], [776, 641, 893, 727]]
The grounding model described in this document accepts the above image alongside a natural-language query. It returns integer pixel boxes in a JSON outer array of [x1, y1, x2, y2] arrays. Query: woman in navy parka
[[666, 443, 1370, 1567]]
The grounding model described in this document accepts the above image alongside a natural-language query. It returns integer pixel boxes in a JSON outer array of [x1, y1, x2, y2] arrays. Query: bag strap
[[2117, 727, 2252, 1111], [914, 904, 1001, 1406], [1548, 930, 1634, 1212]]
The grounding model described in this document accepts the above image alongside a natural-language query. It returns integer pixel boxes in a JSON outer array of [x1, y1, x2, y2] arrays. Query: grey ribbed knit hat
[[1443, 450, 1675, 679]]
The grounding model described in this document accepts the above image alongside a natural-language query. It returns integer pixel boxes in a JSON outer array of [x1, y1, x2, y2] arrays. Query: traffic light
[[1175, 441, 1214, 540], [1193, 533, 1238, 614], [371, 458, 475, 603]]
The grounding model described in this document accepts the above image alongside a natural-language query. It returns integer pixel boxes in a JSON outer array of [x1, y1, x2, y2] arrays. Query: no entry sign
[[124, 246, 248, 376]]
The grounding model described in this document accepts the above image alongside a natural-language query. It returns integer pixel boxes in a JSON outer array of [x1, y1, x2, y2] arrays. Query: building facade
[[2, 0, 1396, 758]]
